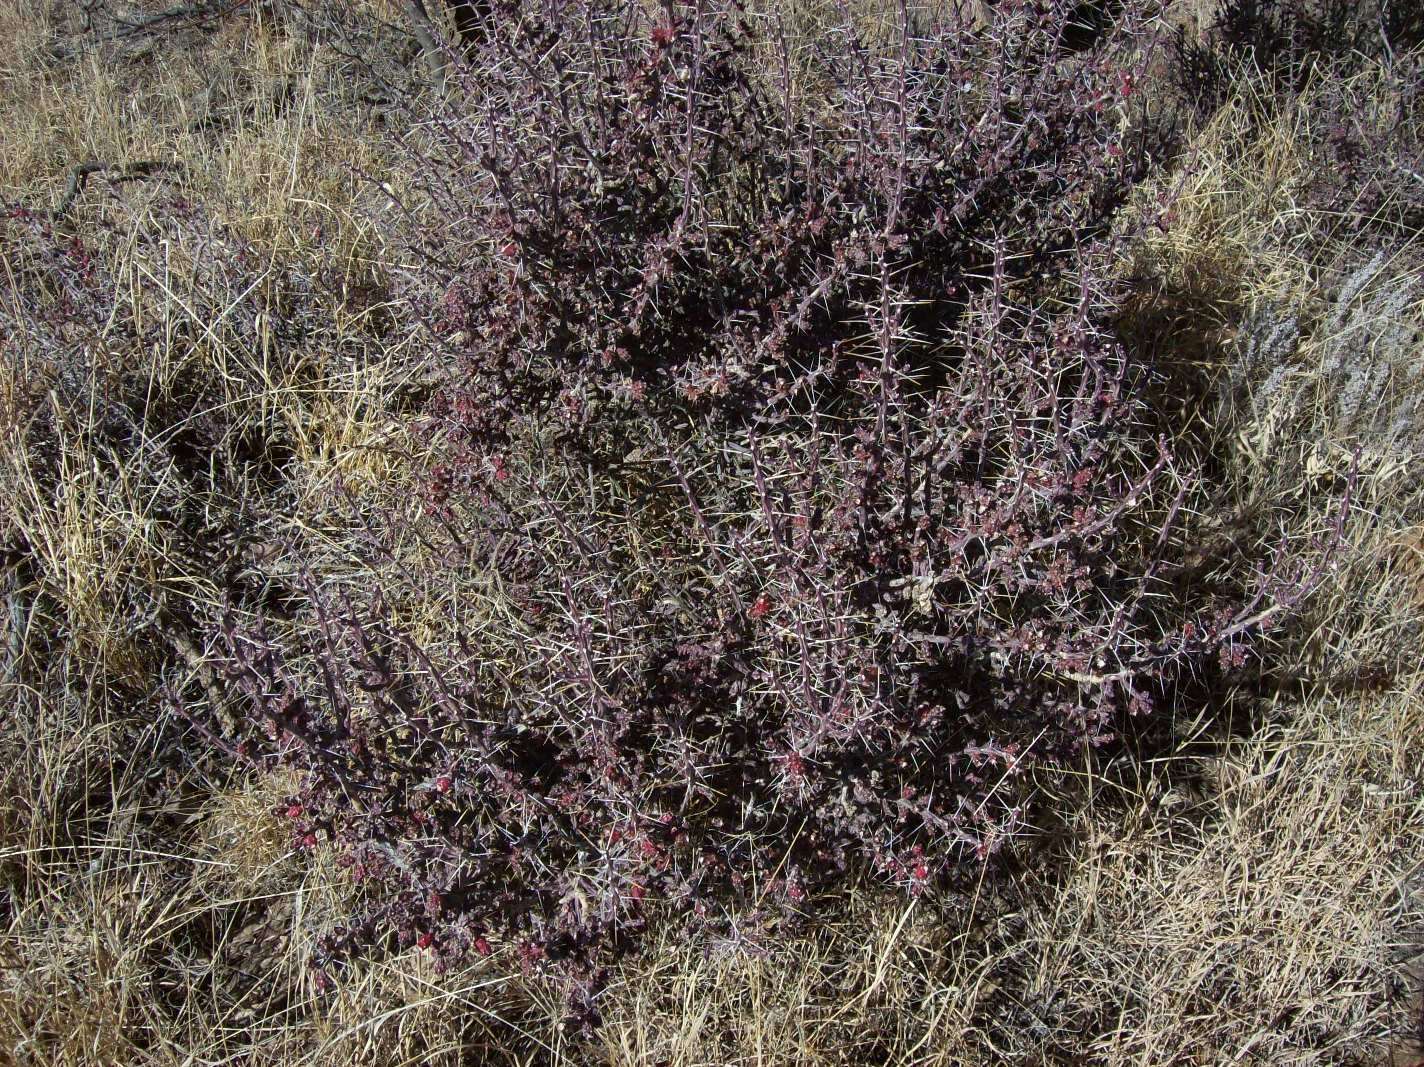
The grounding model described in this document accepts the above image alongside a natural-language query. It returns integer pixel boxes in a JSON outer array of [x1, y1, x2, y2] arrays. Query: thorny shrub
[[201, 0, 1347, 1024]]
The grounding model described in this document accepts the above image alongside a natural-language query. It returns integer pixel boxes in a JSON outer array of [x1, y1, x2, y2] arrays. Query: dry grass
[[0, 3, 1421, 1064]]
